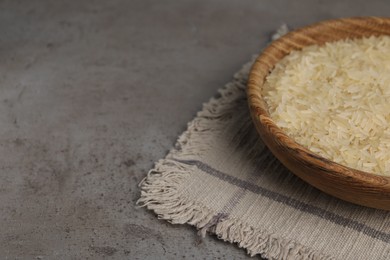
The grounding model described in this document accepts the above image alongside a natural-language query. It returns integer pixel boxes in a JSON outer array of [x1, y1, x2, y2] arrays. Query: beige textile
[[138, 42, 390, 260]]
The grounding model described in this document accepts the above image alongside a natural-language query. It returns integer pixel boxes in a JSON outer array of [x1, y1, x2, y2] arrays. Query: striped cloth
[[138, 46, 390, 260]]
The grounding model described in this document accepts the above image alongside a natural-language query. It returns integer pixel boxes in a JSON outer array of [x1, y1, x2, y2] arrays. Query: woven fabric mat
[[138, 34, 390, 260]]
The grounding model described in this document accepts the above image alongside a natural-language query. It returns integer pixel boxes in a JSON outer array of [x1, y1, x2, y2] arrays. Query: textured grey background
[[0, 0, 388, 259]]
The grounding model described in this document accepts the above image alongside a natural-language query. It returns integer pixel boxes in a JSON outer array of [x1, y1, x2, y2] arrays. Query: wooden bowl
[[247, 17, 390, 210]]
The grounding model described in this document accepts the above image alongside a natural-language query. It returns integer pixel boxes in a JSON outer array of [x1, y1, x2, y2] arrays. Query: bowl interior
[[247, 17, 390, 210]]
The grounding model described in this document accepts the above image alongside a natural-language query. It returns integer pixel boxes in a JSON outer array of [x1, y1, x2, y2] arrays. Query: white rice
[[263, 35, 390, 176]]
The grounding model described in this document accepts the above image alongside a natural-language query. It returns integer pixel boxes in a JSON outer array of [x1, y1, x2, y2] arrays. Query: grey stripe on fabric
[[219, 147, 274, 214], [175, 158, 390, 244]]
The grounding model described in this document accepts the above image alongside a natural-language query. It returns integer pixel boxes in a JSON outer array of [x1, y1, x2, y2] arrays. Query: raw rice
[[263, 35, 390, 176]]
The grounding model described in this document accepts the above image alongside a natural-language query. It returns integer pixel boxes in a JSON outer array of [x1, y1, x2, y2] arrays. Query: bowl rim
[[247, 16, 390, 186]]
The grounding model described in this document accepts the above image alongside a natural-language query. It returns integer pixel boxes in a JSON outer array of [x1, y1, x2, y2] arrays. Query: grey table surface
[[0, 0, 388, 259]]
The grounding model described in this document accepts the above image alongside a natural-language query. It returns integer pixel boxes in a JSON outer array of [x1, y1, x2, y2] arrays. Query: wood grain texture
[[247, 17, 390, 210]]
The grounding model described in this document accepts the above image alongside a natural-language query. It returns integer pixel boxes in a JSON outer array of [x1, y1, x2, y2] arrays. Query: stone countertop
[[0, 1, 388, 259]]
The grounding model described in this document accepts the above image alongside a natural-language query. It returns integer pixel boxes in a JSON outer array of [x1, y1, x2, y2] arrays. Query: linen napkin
[[138, 28, 390, 260]]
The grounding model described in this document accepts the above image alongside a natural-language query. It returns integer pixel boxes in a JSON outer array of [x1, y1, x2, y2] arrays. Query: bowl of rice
[[247, 17, 390, 210]]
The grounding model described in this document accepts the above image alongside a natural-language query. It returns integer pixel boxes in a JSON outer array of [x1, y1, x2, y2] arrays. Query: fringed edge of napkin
[[137, 26, 333, 260]]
